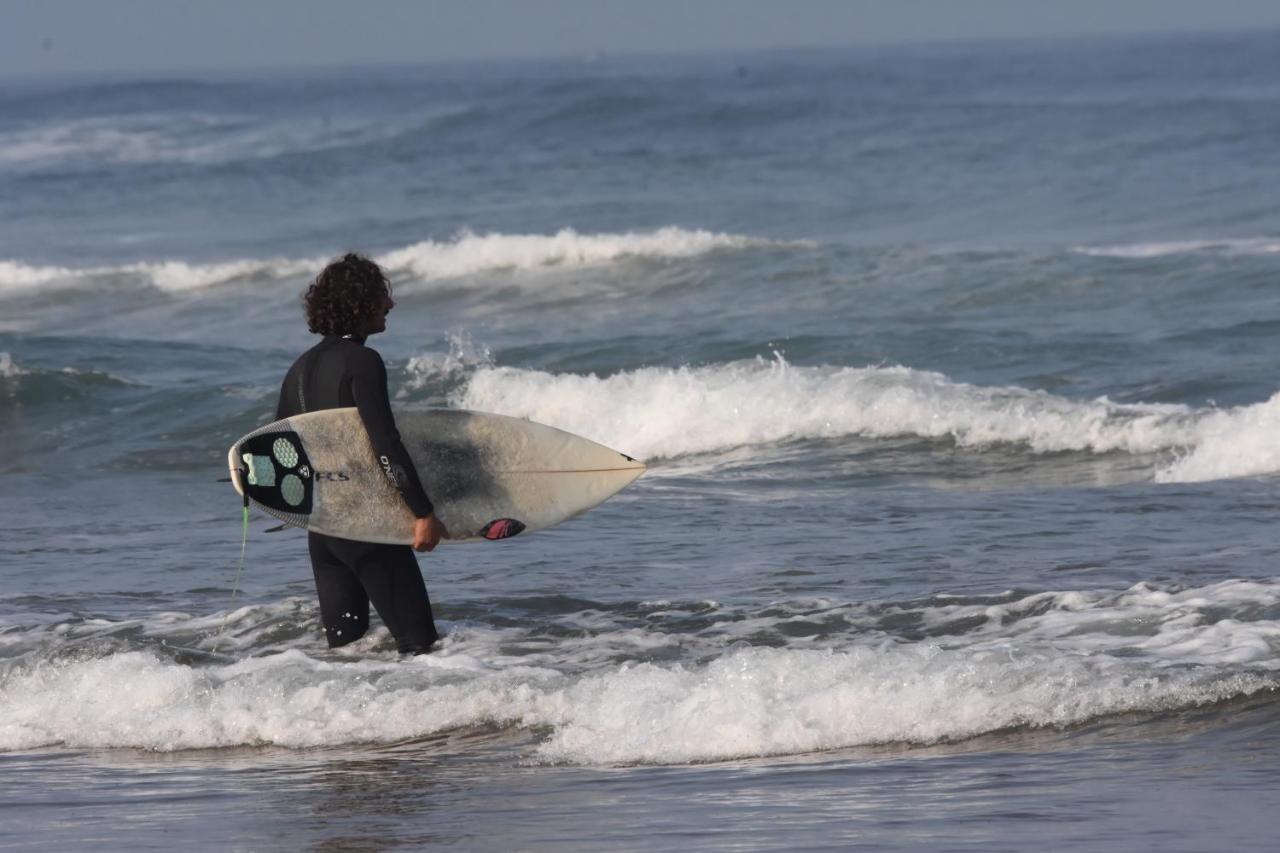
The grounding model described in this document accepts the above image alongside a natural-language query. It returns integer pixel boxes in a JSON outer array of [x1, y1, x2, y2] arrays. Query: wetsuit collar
[[329, 333, 367, 345]]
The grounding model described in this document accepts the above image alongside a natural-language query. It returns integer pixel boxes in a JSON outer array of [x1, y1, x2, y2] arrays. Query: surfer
[[276, 253, 447, 655]]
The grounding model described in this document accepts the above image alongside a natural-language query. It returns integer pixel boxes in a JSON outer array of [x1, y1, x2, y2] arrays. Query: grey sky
[[5, 0, 1280, 77]]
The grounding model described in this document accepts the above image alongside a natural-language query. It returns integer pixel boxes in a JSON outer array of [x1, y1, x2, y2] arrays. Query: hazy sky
[[5, 0, 1280, 76]]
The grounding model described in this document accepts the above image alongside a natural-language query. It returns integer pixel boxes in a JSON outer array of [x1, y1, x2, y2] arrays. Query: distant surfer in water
[[277, 253, 447, 655]]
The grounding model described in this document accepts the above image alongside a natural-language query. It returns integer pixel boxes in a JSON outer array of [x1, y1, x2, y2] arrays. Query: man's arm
[[276, 362, 297, 421], [349, 348, 447, 550]]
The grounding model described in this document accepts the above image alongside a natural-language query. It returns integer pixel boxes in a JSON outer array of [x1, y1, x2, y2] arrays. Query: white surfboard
[[227, 408, 644, 544]]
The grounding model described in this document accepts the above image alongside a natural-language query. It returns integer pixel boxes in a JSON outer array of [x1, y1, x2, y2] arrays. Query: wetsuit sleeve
[[349, 348, 435, 518], [275, 363, 297, 420]]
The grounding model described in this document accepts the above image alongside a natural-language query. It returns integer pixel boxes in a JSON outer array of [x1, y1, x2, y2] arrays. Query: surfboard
[[227, 408, 644, 544]]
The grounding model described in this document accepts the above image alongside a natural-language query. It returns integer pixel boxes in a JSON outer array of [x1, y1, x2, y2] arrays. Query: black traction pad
[[237, 430, 314, 516]]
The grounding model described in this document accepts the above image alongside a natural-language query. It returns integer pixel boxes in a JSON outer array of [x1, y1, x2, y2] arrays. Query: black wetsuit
[[277, 334, 439, 654]]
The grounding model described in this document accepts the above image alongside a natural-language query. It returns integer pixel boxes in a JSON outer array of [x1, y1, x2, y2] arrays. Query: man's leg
[[352, 543, 440, 654], [308, 532, 371, 648]]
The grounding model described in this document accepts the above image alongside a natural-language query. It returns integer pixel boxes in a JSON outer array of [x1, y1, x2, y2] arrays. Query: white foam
[[0, 113, 421, 169], [0, 119, 169, 168], [396, 332, 494, 399], [0, 227, 784, 297], [3, 578, 1279, 761], [1154, 392, 1280, 483], [532, 646, 1269, 764], [122, 258, 320, 291], [1076, 238, 1280, 258], [0, 352, 24, 380], [907, 579, 1280, 665], [0, 261, 83, 290], [448, 354, 1280, 483], [453, 354, 1187, 459], [0, 256, 320, 295], [380, 227, 783, 279]]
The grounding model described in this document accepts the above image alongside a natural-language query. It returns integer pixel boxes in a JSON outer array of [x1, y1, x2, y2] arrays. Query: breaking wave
[[1075, 237, 1280, 258], [0, 227, 793, 296], [447, 353, 1280, 482], [2, 580, 1277, 762]]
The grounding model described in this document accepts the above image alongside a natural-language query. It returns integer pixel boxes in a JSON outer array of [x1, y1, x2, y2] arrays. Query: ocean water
[[3, 30, 1280, 850]]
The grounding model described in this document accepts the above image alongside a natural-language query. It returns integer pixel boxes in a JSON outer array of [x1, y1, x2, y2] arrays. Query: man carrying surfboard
[[276, 253, 446, 655]]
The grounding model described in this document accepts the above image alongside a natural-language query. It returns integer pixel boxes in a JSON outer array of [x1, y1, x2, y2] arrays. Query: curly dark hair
[[304, 253, 392, 336]]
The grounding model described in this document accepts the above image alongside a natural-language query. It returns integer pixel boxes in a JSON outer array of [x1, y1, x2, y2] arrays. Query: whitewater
[[0, 226, 787, 295], [4, 29, 1280, 853], [5, 578, 1279, 764]]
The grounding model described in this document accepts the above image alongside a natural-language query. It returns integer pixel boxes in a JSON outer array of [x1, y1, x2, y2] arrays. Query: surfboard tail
[[227, 419, 316, 529]]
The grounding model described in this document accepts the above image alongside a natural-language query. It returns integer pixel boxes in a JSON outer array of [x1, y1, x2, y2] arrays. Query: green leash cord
[[212, 494, 250, 655]]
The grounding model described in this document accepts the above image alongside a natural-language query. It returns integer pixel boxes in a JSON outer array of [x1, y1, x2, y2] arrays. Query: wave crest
[[380, 227, 785, 280], [0, 257, 317, 295], [446, 354, 1280, 483], [3, 579, 1277, 761], [453, 354, 1191, 459], [0, 227, 787, 296], [1076, 237, 1280, 258]]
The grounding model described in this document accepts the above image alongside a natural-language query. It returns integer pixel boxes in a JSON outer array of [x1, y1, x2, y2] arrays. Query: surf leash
[[212, 482, 251, 655]]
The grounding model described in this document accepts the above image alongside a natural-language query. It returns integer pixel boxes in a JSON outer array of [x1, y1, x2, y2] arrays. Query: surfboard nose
[[613, 450, 646, 485]]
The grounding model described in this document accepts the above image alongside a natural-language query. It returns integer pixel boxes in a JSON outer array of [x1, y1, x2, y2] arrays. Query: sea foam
[[0, 257, 318, 295], [0, 227, 780, 296], [532, 645, 1268, 764], [1153, 394, 1280, 483], [445, 354, 1280, 484], [0, 113, 420, 170], [0, 352, 23, 380], [380, 227, 782, 280], [2, 579, 1277, 761], [1076, 237, 1280, 258]]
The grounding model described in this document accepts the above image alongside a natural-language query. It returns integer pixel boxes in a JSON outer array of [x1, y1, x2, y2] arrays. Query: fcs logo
[[316, 471, 349, 482]]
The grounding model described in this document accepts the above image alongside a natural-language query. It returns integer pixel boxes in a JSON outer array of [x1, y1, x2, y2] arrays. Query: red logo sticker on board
[[481, 518, 526, 540]]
